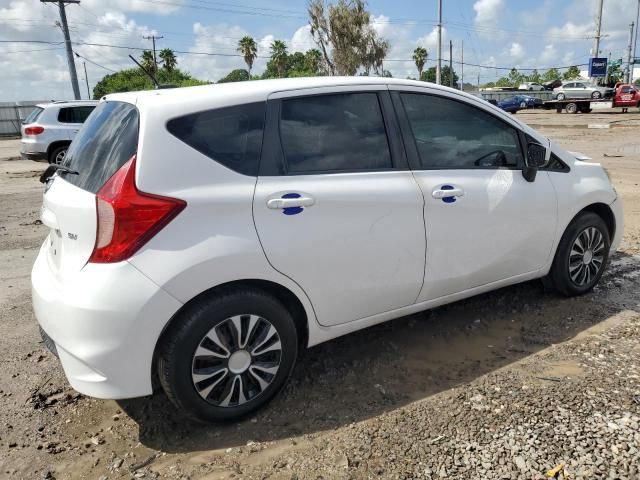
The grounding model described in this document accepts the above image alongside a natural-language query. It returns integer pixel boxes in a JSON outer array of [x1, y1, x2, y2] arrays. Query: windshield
[[22, 107, 44, 124], [62, 101, 139, 194]]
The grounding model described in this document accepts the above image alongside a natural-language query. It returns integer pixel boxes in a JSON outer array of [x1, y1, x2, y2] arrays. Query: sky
[[0, 0, 638, 100]]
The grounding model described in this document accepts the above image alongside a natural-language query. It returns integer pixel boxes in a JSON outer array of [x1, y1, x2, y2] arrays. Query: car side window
[[167, 102, 265, 176], [399, 93, 524, 169], [279, 92, 392, 174], [58, 106, 95, 123], [575, 83, 585, 88]]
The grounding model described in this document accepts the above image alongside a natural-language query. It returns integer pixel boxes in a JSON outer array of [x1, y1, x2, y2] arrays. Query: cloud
[[473, 0, 503, 28], [290, 25, 314, 53], [508, 42, 524, 60]]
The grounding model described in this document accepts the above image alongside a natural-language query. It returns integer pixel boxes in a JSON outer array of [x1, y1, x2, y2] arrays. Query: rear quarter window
[[62, 101, 139, 194], [166, 102, 265, 176]]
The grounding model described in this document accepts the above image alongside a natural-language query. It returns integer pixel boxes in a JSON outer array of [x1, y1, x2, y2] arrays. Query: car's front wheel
[[548, 211, 610, 296], [158, 289, 299, 422]]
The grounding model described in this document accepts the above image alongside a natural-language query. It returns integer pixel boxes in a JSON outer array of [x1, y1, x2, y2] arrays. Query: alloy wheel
[[191, 314, 282, 407], [568, 226, 605, 286], [55, 149, 66, 165]]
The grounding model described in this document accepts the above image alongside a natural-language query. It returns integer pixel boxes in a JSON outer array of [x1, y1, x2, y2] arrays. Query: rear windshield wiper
[[39, 164, 79, 184]]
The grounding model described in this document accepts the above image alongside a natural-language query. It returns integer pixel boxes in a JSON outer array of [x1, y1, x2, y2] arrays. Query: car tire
[[548, 212, 610, 297], [157, 288, 299, 423], [556, 93, 566, 100], [49, 145, 67, 165], [591, 91, 602, 99]]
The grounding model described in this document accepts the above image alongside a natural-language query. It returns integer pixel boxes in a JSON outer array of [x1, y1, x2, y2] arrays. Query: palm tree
[[237, 36, 258, 77], [159, 48, 177, 72], [305, 48, 323, 74], [270, 40, 288, 78], [140, 50, 156, 74], [413, 46, 428, 80]]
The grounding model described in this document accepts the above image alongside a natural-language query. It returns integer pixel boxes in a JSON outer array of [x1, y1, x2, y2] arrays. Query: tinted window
[[58, 106, 96, 123], [564, 83, 574, 89], [23, 107, 43, 124], [62, 101, 138, 194], [279, 93, 392, 173], [167, 102, 265, 176], [621, 86, 631, 93], [400, 93, 523, 169]]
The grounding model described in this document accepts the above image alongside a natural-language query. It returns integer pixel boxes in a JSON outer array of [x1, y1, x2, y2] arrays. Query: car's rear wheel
[[591, 91, 602, 99], [49, 145, 67, 165], [548, 212, 610, 296], [158, 288, 298, 422], [556, 93, 566, 100]]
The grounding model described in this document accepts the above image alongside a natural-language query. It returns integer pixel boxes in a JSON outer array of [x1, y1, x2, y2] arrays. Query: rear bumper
[[20, 141, 47, 162], [31, 240, 183, 399], [21, 151, 48, 162]]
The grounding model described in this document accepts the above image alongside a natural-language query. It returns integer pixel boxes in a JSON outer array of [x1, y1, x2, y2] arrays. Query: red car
[[613, 83, 640, 110]]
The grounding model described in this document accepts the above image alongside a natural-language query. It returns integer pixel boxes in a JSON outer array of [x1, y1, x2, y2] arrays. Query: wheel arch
[[47, 140, 71, 159], [579, 202, 616, 240], [151, 279, 310, 388]]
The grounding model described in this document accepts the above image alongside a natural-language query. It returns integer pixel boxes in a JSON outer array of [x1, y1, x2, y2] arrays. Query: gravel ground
[[0, 110, 639, 480]]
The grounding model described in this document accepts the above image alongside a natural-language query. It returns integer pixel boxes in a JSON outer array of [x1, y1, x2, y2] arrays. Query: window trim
[[391, 90, 526, 171], [259, 90, 408, 177]]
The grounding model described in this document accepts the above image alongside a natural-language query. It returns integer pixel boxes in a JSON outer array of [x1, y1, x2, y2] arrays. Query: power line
[[73, 50, 117, 72]]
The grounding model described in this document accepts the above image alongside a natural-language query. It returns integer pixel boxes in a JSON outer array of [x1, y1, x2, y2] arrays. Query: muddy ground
[[0, 110, 639, 479]]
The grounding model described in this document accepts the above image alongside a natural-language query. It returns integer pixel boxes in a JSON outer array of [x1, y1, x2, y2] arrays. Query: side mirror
[[522, 143, 548, 182]]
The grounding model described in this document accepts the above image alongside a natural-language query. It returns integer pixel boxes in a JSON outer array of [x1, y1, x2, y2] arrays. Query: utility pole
[[41, 0, 81, 100], [436, 0, 442, 84], [460, 40, 464, 90], [633, 0, 640, 82], [82, 61, 90, 99], [626, 22, 635, 83], [449, 40, 453, 88], [143, 35, 164, 72], [592, 0, 604, 58]]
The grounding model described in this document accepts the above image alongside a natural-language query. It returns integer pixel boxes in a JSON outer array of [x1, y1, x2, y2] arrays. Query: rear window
[[23, 107, 43, 124], [62, 101, 139, 194], [166, 102, 265, 176], [58, 106, 96, 123]]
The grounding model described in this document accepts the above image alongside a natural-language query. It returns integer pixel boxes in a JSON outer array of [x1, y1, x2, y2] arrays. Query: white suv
[[20, 100, 98, 164], [32, 77, 623, 422]]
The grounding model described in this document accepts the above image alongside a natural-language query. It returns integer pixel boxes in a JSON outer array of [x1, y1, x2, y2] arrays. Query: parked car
[[32, 77, 623, 422], [543, 79, 563, 91], [518, 82, 544, 91], [496, 94, 542, 113], [20, 100, 98, 164], [553, 82, 613, 100]]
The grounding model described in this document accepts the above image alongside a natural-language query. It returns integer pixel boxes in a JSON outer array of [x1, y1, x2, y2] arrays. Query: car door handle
[[267, 196, 315, 209], [432, 187, 464, 199]]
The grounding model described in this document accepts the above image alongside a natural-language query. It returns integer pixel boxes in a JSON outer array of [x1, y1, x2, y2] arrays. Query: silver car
[[553, 82, 613, 100], [20, 100, 98, 164]]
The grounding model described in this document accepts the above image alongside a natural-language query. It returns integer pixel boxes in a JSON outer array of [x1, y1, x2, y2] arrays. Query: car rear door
[[40, 101, 138, 278], [253, 86, 426, 327], [390, 86, 557, 302], [58, 106, 96, 140]]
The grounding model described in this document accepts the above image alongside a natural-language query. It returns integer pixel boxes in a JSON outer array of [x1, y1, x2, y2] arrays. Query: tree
[[93, 68, 207, 98], [543, 68, 561, 82], [305, 48, 323, 73], [412, 47, 428, 80], [361, 33, 389, 75], [495, 77, 511, 87], [270, 40, 288, 78], [237, 36, 258, 77], [528, 69, 541, 83], [308, 0, 389, 76], [508, 68, 523, 86], [159, 48, 177, 72], [421, 65, 458, 87], [218, 69, 250, 83], [563, 65, 581, 81], [140, 50, 156, 75]]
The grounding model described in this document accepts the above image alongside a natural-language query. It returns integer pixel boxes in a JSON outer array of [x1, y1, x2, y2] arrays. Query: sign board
[[589, 57, 608, 77]]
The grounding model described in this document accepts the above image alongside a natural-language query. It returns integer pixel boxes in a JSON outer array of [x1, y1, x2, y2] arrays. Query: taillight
[[89, 155, 186, 263], [25, 126, 44, 135]]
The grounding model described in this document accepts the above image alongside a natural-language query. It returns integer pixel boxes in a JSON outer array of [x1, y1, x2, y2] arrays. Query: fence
[[0, 101, 48, 137]]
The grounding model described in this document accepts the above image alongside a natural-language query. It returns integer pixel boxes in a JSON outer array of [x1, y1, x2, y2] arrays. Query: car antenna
[[128, 54, 160, 89]]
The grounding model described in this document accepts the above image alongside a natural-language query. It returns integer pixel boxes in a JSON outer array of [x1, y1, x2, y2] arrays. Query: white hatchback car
[[32, 77, 623, 422]]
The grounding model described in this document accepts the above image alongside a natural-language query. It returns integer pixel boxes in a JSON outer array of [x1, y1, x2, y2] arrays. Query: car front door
[[574, 83, 589, 98], [390, 87, 557, 302], [253, 87, 426, 327]]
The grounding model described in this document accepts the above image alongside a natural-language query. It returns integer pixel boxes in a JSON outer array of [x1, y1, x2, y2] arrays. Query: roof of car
[[37, 100, 99, 109], [104, 76, 473, 109]]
